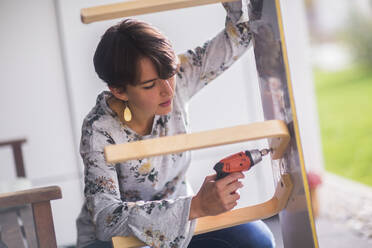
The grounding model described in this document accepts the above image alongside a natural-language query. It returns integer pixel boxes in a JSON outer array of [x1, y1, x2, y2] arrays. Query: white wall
[[0, 0, 322, 246], [280, 0, 324, 174]]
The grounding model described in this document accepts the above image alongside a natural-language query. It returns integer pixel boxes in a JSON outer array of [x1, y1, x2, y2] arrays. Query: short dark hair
[[93, 19, 177, 91]]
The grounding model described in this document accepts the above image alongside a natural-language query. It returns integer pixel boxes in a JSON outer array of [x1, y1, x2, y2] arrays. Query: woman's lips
[[160, 100, 171, 107]]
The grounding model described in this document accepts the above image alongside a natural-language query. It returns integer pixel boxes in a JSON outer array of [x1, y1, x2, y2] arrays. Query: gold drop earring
[[123, 101, 132, 122]]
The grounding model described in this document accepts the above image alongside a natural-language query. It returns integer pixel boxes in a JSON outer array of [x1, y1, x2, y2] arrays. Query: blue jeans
[[188, 221, 275, 248], [84, 221, 275, 248]]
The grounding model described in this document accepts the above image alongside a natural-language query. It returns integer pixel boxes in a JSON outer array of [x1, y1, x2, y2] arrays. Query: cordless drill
[[213, 148, 272, 180]]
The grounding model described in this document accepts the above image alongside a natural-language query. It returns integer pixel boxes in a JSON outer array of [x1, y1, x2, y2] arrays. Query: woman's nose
[[160, 80, 173, 96]]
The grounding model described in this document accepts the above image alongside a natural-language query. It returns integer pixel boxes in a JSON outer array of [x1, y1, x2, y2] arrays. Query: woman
[[76, 1, 275, 247]]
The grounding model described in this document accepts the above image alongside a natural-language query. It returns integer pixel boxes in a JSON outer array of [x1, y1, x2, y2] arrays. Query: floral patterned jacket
[[76, 1, 253, 247]]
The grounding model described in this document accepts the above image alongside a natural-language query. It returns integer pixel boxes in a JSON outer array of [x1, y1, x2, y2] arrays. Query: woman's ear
[[109, 86, 128, 101]]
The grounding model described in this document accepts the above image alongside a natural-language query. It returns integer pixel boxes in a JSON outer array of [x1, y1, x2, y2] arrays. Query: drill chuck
[[247, 149, 262, 166]]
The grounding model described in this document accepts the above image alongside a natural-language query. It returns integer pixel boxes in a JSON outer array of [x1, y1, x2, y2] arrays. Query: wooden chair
[[0, 137, 62, 247], [103, 120, 292, 248], [0, 186, 62, 248], [0, 138, 27, 178]]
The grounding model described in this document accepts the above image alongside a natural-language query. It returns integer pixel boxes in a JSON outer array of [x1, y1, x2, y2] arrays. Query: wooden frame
[[112, 173, 293, 248], [80, 0, 320, 247], [105, 119, 291, 247], [0, 186, 62, 248], [81, 0, 237, 24], [105, 120, 290, 164]]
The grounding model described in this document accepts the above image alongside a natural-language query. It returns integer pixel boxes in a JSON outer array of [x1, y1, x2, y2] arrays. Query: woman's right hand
[[189, 172, 244, 220]]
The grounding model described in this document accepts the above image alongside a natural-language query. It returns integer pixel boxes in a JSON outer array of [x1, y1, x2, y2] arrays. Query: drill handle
[[216, 171, 229, 180], [214, 162, 229, 180]]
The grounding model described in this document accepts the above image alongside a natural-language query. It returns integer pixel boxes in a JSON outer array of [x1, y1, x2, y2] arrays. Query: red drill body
[[213, 149, 271, 180]]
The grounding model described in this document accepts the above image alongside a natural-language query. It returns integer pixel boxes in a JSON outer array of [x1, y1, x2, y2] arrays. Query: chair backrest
[[0, 138, 27, 178], [0, 205, 37, 247], [0, 186, 62, 248]]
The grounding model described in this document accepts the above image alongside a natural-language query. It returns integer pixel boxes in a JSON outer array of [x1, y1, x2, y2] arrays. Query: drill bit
[[260, 148, 272, 156]]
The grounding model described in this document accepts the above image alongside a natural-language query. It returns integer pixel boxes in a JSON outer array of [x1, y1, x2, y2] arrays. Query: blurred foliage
[[342, 9, 372, 66], [314, 65, 372, 187]]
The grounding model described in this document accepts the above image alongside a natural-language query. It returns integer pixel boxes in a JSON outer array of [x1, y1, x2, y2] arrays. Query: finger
[[218, 172, 244, 186], [217, 172, 244, 186], [226, 178, 238, 186], [224, 181, 243, 195], [219, 191, 240, 207], [225, 201, 238, 211], [204, 174, 217, 182], [232, 172, 245, 179], [225, 192, 240, 203]]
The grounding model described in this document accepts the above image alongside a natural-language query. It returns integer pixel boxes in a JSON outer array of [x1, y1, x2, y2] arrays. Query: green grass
[[314, 65, 372, 187]]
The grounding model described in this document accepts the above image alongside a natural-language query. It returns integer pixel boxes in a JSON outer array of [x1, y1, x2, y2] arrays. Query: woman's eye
[[143, 82, 155, 89]]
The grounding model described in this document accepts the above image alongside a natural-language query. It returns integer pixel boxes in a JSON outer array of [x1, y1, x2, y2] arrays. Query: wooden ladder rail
[[81, 0, 237, 24], [105, 120, 290, 163], [105, 120, 293, 248]]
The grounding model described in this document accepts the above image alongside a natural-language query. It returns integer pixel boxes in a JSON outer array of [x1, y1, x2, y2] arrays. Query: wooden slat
[[12, 142, 26, 177], [0, 138, 26, 147], [105, 120, 290, 164], [195, 174, 292, 234], [19, 205, 38, 248], [112, 173, 293, 248], [0, 138, 27, 177], [32, 201, 58, 248], [0, 210, 25, 247], [81, 0, 237, 24], [0, 186, 62, 209]]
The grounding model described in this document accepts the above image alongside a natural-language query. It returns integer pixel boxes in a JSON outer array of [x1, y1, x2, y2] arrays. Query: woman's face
[[113, 57, 176, 121]]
